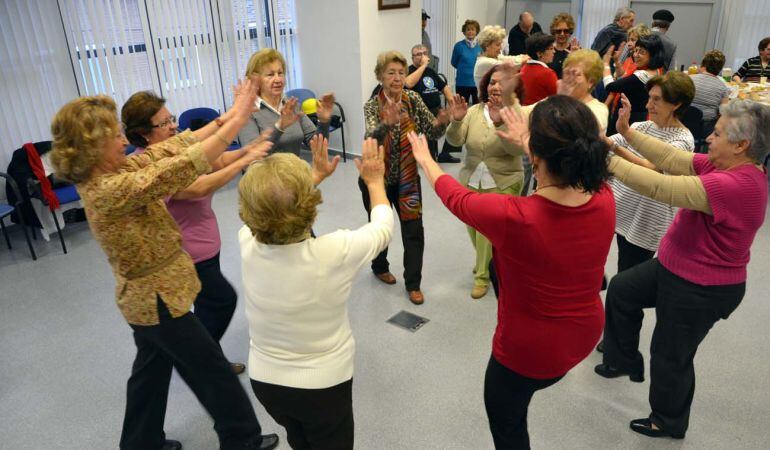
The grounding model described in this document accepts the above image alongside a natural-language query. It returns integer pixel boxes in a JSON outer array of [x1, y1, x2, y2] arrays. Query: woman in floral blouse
[[361, 50, 450, 305], [49, 79, 280, 450]]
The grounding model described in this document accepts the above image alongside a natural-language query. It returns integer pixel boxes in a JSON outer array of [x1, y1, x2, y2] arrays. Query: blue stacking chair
[[178, 107, 241, 150], [286, 88, 348, 161], [0, 171, 37, 260]]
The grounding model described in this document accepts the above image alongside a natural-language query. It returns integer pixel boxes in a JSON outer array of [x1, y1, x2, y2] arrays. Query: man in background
[[406, 44, 458, 163], [421, 9, 439, 72], [651, 9, 677, 71], [508, 12, 542, 56]]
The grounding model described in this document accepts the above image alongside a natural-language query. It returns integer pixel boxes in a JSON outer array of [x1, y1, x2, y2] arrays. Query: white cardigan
[[239, 204, 394, 389]]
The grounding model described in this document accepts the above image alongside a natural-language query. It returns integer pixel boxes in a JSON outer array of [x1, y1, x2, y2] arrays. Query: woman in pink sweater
[[597, 95, 770, 439]]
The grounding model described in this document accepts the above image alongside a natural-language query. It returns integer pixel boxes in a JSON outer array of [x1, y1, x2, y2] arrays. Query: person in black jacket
[[508, 12, 542, 56]]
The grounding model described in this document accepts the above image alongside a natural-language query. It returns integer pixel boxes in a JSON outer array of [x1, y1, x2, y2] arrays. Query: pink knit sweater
[[658, 154, 768, 285]]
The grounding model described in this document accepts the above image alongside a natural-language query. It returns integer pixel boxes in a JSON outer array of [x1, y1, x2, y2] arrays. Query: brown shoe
[[231, 362, 246, 374], [408, 290, 424, 305], [471, 285, 488, 299], [375, 272, 397, 285]]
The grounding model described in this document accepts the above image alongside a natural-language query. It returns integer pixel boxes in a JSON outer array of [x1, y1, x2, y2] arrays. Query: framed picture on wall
[[378, 0, 410, 10]]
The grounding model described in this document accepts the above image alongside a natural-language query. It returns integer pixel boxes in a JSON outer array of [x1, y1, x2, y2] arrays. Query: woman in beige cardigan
[[446, 64, 525, 299]]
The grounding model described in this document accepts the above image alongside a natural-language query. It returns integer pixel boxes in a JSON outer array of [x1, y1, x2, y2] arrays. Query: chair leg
[[51, 209, 67, 254], [0, 217, 11, 250], [341, 125, 347, 162], [17, 209, 37, 260]]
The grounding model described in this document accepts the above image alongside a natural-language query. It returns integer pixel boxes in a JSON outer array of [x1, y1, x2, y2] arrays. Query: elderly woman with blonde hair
[[239, 136, 393, 450], [49, 80, 279, 449], [239, 48, 336, 155], [474, 25, 528, 89], [362, 50, 450, 305]]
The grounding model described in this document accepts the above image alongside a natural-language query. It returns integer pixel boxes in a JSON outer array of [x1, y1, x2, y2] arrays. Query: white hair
[[719, 100, 770, 162], [477, 25, 507, 51], [614, 7, 635, 22]]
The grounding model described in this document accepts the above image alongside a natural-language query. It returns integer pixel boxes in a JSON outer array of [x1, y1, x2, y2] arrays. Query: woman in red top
[[520, 33, 558, 105], [406, 94, 615, 449]]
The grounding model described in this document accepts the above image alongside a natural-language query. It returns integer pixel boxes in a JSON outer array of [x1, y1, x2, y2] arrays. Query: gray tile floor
[[1, 154, 769, 449]]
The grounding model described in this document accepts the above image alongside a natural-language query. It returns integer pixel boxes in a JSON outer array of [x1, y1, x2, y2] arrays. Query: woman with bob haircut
[[239, 136, 393, 450], [598, 96, 770, 440], [49, 79, 279, 449], [406, 91, 615, 449], [361, 50, 449, 305], [548, 12, 581, 79]]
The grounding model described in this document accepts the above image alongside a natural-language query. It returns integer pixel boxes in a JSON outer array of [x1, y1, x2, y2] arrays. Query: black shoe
[[161, 440, 182, 450], [629, 418, 684, 439], [594, 363, 644, 382], [231, 362, 246, 374], [437, 153, 461, 163], [596, 340, 604, 353], [247, 434, 279, 449]]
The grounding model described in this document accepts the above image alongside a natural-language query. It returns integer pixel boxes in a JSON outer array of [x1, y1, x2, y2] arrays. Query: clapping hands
[[310, 134, 340, 185], [316, 93, 336, 124], [448, 94, 469, 121], [278, 97, 301, 130]]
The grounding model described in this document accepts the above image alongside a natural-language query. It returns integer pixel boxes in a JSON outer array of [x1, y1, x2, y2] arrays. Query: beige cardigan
[[446, 103, 525, 189]]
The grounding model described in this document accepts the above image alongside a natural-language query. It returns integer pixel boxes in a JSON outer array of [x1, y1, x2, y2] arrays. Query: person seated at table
[[598, 96, 769, 440], [240, 136, 393, 450], [690, 50, 731, 138], [732, 37, 770, 83]]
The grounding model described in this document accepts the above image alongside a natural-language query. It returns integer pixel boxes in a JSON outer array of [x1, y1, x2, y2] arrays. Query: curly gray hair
[[614, 7, 635, 22], [477, 25, 507, 51], [719, 100, 770, 163]]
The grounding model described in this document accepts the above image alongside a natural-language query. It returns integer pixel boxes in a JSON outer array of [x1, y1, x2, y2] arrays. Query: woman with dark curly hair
[[407, 93, 615, 449]]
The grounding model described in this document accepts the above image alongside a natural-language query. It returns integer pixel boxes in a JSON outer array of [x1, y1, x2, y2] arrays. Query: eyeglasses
[[413, 51, 428, 56], [152, 115, 177, 128], [552, 29, 571, 35]]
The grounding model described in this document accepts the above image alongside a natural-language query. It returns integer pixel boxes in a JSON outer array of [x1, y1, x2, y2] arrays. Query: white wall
[[295, 0, 362, 152], [456, 0, 488, 40], [295, 0, 422, 153]]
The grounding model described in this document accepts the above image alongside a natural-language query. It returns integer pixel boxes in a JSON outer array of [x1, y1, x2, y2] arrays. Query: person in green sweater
[[445, 64, 525, 299]]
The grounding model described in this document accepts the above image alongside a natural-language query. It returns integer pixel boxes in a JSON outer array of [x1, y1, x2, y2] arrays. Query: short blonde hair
[[627, 24, 651, 41], [550, 13, 576, 34], [50, 95, 119, 184], [245, 48, 286, 77], [238, 153, 322, 245], [563, 49, 604, 88], [374, 50, 408, 80], [477, 25, 506, 51]]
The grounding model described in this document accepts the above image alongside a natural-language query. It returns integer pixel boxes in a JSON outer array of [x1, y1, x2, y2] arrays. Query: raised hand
[[406, 131, 432, 165], [354, 138, 385, 184], [557, 67, 579, 98], [278, 97, 301, 130], [488, 103, 502, 125], [241, 130, 274, 163], [449, 94, 469, 121], [229, 77, 261, 122], [310, 134, 340, 184], [616, 93, 632, 136], [420, 54, 431, 68], [499, 61, 523, 104], [496, 107, 530, 155], [568, 36, 581, 52], [613, 42, 625, 65], [382, 97, 401, 126], [316, 93, 336, 124]]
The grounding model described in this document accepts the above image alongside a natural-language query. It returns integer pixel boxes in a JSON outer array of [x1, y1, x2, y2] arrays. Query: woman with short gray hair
[[596, 97, 770, 440]]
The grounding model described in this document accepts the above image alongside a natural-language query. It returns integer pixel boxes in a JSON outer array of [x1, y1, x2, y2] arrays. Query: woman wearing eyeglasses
[[121, 91, 270, 375], [548, 13, 581, 79]]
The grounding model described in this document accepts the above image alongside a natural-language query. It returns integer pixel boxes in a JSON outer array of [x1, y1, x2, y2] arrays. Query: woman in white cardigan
[[238, 135, 393, 450]]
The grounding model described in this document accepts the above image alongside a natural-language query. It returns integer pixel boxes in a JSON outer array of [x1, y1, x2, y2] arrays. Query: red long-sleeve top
[[435, 175, 615, 379], [520, 61, 558, 106]]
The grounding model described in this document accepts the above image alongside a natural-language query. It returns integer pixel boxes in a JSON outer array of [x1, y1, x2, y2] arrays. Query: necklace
[[534, 183, 568, 192]]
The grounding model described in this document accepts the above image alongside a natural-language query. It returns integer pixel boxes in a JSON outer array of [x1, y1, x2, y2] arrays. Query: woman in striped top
[[597, 96, 769, 440], [605, 71, 695, 275], [732, 37, 770, 82]]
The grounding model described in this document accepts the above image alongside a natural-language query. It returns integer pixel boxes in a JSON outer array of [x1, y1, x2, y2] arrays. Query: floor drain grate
[[386, 310, 429, 332]]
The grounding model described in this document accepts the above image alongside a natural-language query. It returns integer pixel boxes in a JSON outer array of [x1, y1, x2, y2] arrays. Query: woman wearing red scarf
[[361, 50, 450, 305]]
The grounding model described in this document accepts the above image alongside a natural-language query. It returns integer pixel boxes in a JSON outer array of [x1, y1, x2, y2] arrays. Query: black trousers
[[120, 298, 262, 450], [603, 259, 744, 437], [484, 355, 563, 449], [359, 177, 424, 291], [456, 85, 479, 105], [427, 106, 455, 158], [250, 379, 353, 450], [616, 233, 655, 274], [194, 252, 237, 342]]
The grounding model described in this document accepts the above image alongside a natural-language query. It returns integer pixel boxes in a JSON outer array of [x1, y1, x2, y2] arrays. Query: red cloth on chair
[[23, 143, 59, 211]]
